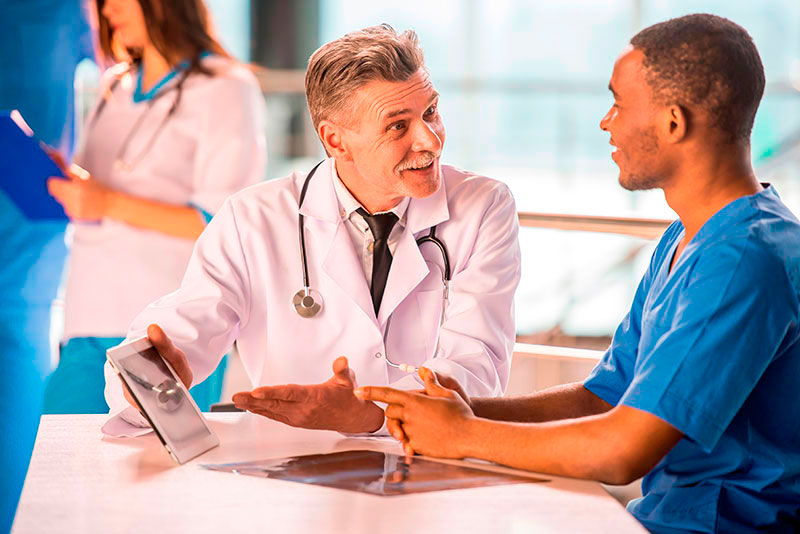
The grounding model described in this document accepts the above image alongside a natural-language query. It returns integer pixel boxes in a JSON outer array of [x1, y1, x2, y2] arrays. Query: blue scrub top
[[0, 0, 94, 309], [0, 3, 93, 531], [585, 186, 800, 533], [0, 0, 94, 158]]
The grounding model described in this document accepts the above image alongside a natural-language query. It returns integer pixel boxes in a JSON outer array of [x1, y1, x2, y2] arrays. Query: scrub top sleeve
[[189, 75, 266, 216], [125, 199, 252, 387], [404, 182, 521, 398], [583, 277, 648, 406], [584, 221, 682, 406], [619, 238, 798, 452]]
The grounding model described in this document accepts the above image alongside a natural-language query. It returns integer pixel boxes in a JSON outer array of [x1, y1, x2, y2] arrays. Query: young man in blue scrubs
[[356, 14, 800, 533]]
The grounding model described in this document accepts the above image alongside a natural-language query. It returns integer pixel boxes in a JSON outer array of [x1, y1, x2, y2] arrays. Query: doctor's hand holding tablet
[[118, 325, 194, 411], [119, 326, 387, 434]]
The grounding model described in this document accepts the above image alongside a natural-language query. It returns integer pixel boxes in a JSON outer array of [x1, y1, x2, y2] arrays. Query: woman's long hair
[[96, 0, 229, 66], [95, 0, 232, 108]]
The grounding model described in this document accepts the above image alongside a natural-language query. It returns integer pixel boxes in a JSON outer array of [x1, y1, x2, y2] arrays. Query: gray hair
[[305, 24, 426, 130]]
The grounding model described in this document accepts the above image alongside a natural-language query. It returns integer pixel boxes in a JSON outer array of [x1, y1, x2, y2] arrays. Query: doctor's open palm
[[232, 356, 386, 434]]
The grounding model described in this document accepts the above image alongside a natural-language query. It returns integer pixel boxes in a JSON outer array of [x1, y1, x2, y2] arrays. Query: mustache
[[395, 152, 440, 172]]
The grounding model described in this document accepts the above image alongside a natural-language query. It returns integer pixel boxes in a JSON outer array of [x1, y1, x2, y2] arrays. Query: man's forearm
[[457, 403, 677, 485], [470, 383, 613, 422], [457, 414, 625, 483]]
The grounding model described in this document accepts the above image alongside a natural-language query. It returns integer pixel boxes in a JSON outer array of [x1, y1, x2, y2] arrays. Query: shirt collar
[[332, 167, 409, 227]]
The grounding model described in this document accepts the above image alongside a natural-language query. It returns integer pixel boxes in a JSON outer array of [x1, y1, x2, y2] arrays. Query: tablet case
[[0, 110, 67, 220]]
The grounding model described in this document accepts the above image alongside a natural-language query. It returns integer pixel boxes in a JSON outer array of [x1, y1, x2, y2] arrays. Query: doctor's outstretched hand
[[232, 356, 385, 434], [354, 368, 475, 458]]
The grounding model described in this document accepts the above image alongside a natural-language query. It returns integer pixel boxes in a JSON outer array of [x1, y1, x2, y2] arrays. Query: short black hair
[[630, 13, 765, 143]]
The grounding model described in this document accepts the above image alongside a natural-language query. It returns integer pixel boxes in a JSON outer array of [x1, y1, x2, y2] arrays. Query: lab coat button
[[375, 352, 382, 359]]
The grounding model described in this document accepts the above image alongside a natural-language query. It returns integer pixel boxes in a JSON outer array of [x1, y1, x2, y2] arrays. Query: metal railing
[[517, 212, 672, 239], [514, 342, 604, 363], [512, 212, 671, 359]]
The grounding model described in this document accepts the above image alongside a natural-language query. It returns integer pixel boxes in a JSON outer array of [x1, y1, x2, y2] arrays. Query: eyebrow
[[385, 108, 411, 119], [608, 83, 620, 99], [383, 92, 440, 120]]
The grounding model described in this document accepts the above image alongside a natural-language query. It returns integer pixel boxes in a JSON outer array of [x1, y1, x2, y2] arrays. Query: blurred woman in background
[[43, 0, 266, 413]]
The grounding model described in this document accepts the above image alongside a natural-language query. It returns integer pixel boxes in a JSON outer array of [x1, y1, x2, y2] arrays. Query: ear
[[318, 120, 353, 162], [663, 104, 688, 143]]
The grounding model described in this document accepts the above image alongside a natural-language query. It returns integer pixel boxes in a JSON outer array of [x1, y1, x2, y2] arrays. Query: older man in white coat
[[104, 24, 521, 435]]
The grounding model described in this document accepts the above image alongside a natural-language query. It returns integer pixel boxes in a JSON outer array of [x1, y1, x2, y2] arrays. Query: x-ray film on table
[[202, 450, 547, 496]]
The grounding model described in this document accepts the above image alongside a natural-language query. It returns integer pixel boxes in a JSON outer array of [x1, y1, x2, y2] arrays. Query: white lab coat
[[105, 159, 520, 431]]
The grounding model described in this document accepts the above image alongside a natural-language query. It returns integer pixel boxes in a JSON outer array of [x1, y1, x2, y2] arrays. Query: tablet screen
[[117, 346, 212, 448]]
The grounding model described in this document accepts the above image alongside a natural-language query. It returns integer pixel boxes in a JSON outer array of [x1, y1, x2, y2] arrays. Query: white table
[[13, 414, 647, 533]]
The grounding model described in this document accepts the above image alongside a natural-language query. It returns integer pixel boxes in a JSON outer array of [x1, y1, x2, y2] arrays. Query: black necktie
[[357, 208, 399, 315]]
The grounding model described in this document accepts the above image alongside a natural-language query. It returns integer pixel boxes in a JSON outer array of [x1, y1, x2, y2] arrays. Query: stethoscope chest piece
[[293, 288, 323, 318], [155, 378, 184, 412]]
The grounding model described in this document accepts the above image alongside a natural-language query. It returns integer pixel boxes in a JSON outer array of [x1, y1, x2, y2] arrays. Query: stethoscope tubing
[[294, 161, 451, 373], [88, 72, 182, 172], [296, 161, 451, 296], [297, 160, 324, 293]]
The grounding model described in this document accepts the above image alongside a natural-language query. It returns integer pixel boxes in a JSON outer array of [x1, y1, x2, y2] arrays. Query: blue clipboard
[[0, 110, 67, 220]]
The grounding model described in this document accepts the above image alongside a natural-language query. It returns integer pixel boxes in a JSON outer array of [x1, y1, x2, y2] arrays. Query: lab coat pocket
[[415, 288, 445, 360]]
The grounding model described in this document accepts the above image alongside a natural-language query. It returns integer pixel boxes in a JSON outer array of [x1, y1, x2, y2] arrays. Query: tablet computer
[[106, 336, 219, 464]]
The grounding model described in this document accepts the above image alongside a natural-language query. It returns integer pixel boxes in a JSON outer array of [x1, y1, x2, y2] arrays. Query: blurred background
[[70, 0, 800, 385]]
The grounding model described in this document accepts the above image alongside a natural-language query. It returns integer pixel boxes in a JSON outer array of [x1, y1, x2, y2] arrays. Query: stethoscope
[[89, 70, 182, 174], [126, 372, 185, 412], [292, 161, 451, 374]]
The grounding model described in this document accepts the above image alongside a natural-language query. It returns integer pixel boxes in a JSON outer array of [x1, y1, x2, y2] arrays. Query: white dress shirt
[[332, 171, 409, 292]]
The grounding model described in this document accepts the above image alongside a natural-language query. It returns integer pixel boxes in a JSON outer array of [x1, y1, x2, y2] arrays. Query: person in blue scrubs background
[[355, 13, 800, 534], [0, 1, 94, 531]]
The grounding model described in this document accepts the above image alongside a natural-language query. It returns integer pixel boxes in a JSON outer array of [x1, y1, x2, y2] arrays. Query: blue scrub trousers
[[0, 304, 53, 534], [42, 337, 228, 413]]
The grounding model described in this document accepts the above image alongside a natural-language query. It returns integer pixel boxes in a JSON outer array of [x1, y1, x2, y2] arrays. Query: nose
[[600, 107, 616, 132], [411, 120, 443, 154]]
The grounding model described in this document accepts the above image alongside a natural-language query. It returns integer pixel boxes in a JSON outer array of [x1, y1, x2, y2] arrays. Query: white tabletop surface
[[13, 414, 647, 533]]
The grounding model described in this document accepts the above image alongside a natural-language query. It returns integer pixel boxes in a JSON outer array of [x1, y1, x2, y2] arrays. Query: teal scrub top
[[585, 186, 800, 533]]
